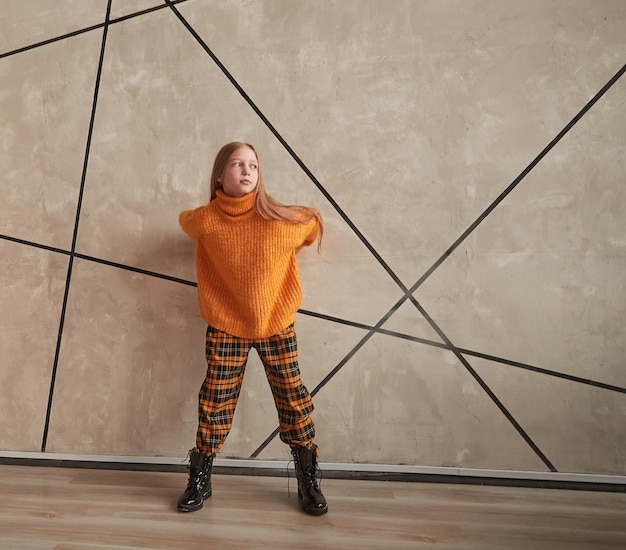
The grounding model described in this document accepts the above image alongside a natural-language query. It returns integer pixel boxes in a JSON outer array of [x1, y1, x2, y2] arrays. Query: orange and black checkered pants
[[195, 324, 315, 455]]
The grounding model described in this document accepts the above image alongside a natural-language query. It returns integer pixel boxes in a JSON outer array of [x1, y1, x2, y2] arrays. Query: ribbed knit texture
[[179, 189, 319, 339]]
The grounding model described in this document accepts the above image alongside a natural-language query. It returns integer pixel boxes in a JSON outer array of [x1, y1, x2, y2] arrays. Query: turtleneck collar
[[214, 188, 256, 216]]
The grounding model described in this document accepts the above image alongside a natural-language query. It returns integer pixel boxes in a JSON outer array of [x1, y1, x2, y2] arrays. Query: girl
[[177, 142, 328, 516]]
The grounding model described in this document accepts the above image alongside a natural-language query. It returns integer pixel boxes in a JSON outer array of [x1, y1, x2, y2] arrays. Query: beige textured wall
[[1, 1, 625, 476]]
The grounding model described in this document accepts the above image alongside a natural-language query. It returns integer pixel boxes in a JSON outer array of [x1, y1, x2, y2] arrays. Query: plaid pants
[[196, 324, 315, 455]]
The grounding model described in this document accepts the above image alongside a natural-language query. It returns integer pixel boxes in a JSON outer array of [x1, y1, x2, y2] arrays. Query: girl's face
[[218, 147, 259, 197]]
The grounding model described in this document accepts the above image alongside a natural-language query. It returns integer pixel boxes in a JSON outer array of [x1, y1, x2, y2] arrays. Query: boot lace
[[287, 456, 323, 497]]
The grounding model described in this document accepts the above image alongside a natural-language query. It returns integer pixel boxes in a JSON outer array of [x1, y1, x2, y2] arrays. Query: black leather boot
[[291, 444, 328, 516], [177, 449, 215, 512]]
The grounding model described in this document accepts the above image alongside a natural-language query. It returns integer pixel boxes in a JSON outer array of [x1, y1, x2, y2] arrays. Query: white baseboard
[[1, 451, 624, 486]]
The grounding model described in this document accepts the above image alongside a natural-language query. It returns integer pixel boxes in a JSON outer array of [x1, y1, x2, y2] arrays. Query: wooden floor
[[0, 465, 625, 549]]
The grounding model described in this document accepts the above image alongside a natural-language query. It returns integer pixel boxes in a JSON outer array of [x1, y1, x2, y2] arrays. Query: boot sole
[[302, 505, 328, 516], [176, 489, 212, 513], [177, 502, 203, 513]]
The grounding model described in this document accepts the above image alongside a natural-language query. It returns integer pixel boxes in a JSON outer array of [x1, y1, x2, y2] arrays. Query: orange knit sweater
[[179, 189, 319, 339]]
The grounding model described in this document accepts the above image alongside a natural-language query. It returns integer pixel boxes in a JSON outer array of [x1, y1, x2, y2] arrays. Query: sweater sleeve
[[295, 217, 320, 254], [179, 206, 207, 241]]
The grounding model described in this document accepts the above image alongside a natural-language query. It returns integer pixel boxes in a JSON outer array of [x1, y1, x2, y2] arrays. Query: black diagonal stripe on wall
[[0, 0, 190, 60], [406, 62, 626, 297], [297, 308, 626, 395], [408, 295, 556, 471], [41, 0, 114, 452]]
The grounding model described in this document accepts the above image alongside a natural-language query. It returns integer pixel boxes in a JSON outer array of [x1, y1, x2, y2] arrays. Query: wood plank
[[0, 465, 624, 549]]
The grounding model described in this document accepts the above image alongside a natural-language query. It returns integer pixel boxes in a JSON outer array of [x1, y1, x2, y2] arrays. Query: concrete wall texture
[[1, 1, 625, 477]]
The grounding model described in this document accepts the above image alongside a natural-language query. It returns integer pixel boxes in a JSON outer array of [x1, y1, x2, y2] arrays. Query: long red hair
[[209, 142, 324, 251]]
